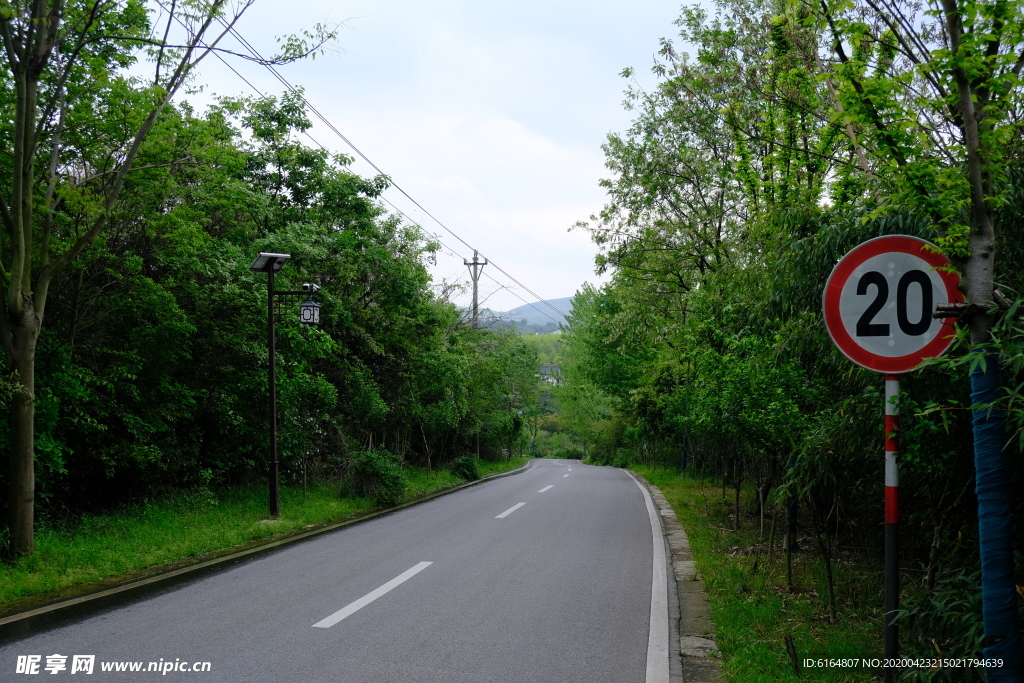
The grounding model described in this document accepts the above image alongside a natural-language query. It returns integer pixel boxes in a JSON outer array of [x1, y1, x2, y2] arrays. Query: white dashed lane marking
[[313, 562, 433, 628], [495, 503, 526, 519]]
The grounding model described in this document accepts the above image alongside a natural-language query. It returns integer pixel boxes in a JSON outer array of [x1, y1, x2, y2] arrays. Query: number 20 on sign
[[822, 234, 962, 681]]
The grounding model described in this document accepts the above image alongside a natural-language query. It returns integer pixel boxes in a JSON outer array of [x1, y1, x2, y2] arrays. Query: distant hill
[[470, 297, 573, 334], [499, 297, 573, 327]]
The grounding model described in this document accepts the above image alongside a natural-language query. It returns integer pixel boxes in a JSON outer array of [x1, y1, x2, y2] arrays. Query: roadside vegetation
[[636, 465, 882, 682]]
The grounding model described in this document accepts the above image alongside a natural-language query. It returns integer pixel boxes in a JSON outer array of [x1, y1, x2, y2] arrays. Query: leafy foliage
[[449, 455, 481, 482], [347, 449, 407, 508]]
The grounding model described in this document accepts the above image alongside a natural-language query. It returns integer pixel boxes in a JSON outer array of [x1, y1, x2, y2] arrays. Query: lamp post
[[249, 253, 321, 517]]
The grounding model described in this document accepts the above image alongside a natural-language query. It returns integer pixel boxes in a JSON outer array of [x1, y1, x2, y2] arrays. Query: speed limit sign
[[823, 235, 962, 373], [823, 234, 963, 674]]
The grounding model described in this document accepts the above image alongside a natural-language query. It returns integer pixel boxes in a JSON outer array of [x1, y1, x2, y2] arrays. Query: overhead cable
[[200, 37, 562, 327], [205, 21, 565, 326], [213, 20, 569, 323]]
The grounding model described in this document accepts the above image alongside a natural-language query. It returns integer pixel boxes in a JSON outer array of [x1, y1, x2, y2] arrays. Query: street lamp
[[250, 252, 321, 517]]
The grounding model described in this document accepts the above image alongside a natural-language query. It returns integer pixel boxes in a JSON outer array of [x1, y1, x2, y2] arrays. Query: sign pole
[[884, 374, 900, 682]]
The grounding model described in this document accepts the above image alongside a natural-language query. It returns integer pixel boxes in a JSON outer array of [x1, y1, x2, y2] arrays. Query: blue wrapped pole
[[971, 348, 1022, 680]]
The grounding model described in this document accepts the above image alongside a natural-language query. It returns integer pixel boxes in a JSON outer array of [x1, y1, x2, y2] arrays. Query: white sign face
[[839, 251, 947, 358], [823, 235, 962, 374]]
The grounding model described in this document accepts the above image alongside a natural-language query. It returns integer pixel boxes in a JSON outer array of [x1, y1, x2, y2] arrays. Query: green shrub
[[551, 446, 585, 460], [898, 570, 986, 682], [611, 447, 638, 468], [348, 449, 407, 507], [450, 455, 480, 481]]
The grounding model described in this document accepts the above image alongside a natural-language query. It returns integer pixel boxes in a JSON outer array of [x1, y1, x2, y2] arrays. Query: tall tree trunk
[[757, 478, 768, 539], [419, 426, 430, 473], [786, 532, 795, 593], [811, 498, 837, 624], [970, 351, 1020, 674], [7, 311, 41, 556], [733, 455, 742, 531], [785, 456, 799, 553]]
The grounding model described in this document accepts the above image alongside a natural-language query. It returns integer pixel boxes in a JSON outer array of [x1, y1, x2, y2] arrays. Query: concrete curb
[[0, 460, 535, 630], [633, 473, 726, 683]]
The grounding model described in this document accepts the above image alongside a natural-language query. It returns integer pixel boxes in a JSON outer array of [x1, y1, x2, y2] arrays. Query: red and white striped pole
[[884, 374, 900, 682]]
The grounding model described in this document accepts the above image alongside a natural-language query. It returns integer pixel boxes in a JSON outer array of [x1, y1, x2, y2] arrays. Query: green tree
[[0, 0, 333, 556]]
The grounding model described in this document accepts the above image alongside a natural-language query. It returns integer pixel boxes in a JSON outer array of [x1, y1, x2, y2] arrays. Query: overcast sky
[[184, 0, 687, 317]]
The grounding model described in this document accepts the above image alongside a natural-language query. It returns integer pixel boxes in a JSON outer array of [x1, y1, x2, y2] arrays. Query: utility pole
[[464, 249, 487, 328], [464, 249, 487, 458]]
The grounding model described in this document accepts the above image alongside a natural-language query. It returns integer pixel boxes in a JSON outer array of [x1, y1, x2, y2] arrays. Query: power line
[[214, 21, 569, 324], [159, 6, 567, 325], [201, 32, 563, 328]]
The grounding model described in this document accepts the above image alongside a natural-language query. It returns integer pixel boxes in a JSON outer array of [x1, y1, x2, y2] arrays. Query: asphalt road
[[1, 459, 667, 682]]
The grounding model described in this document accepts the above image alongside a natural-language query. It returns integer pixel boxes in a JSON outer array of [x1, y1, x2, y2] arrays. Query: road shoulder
[[633, 473, 726, 683]]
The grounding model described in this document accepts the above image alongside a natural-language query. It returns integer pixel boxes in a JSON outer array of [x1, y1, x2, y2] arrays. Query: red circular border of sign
[[823, 235, 963, 374]]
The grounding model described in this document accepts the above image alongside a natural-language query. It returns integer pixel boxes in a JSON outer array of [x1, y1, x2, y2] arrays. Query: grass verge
[[0, 457, 530, 609], [479, 456, 532, 477], [632, 465, 883, 683]]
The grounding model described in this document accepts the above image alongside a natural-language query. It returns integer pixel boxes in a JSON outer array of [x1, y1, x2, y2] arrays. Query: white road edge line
[[627, 471, 670, 683], [312, 561, 433, 628], [495, 502, 526, 519], [538, 485, 554, 492]]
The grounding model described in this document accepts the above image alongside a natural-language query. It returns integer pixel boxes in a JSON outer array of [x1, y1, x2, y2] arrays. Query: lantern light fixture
[[299, 299, 321, 325]]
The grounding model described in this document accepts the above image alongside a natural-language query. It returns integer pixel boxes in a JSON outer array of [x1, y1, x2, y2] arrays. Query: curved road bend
[[1, 459, 668, 683]]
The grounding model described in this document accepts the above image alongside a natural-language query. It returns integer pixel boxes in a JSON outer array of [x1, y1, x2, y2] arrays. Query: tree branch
[[73, 158, 195, 187], [863, 0, 948, 99], [37, 0, 242, 300], [1011, 46, 1024, 77], [35, 0, 107, 141], [39, 88, 67, 272], [940, 0, 988, 218], [154, 0, 177, 85], [815, 0, 945, 216], [0, 188, 15, 263]]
